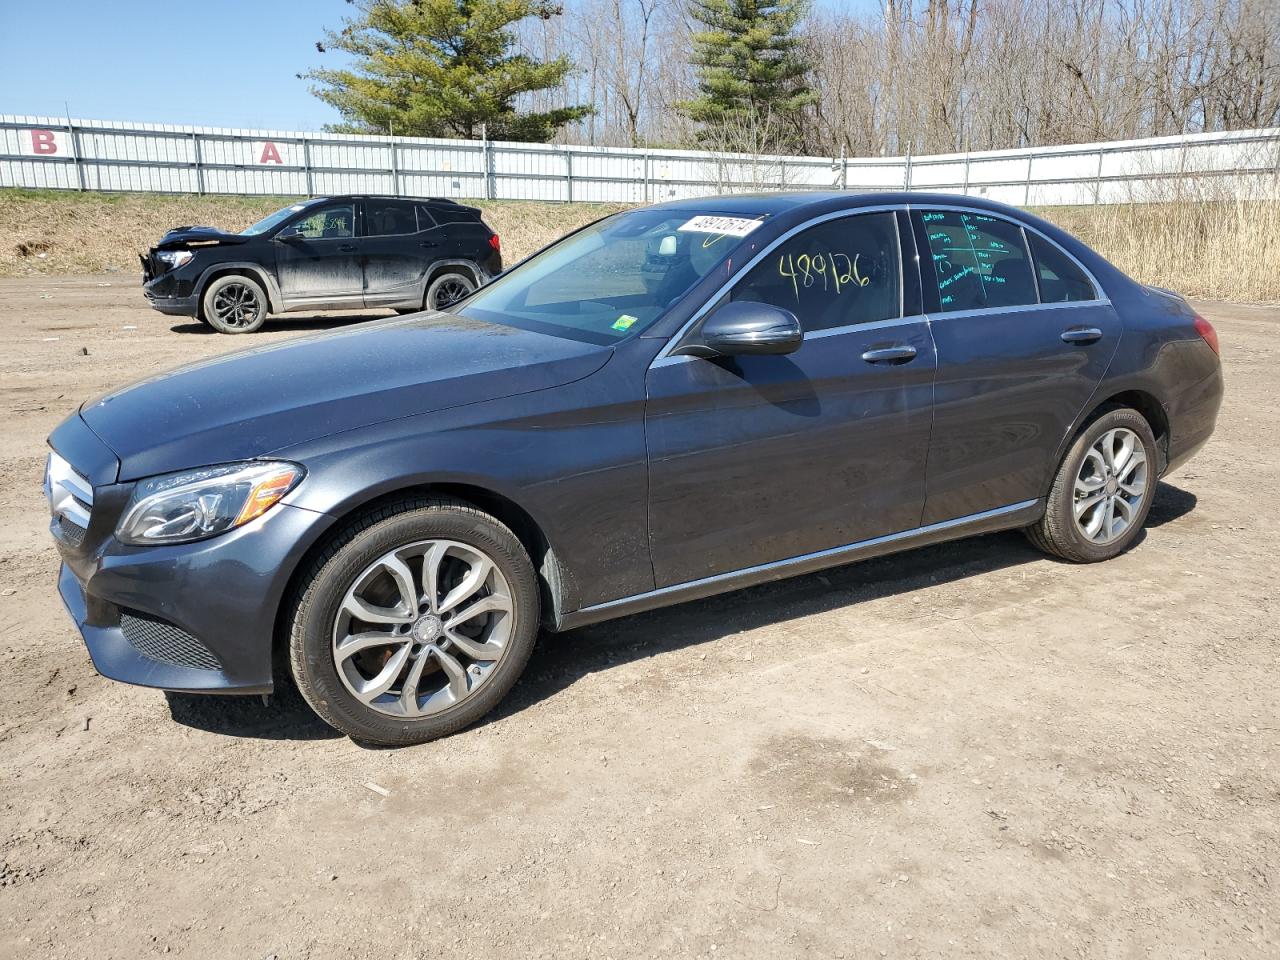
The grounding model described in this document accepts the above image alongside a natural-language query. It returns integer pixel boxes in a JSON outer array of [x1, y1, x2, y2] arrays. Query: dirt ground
[[0, 276, 1275, 960]]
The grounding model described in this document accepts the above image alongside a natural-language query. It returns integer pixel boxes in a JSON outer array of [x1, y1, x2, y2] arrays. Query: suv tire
[[287, 498, 539, 746], [202, 274, 269, 334], [1026, 406, 1158, 563], [424, 271, 476, 311]]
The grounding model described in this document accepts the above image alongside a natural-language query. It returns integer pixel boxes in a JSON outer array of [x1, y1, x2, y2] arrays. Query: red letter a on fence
[[260, 141, 283, 164]]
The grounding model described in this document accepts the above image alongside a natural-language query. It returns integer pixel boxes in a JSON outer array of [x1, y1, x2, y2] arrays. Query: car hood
[[80, 312, 611, 481], [153, 225, 250, 250]]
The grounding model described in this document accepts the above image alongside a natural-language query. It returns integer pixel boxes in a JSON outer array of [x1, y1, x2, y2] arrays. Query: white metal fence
[[2, 114, 1277, 206]]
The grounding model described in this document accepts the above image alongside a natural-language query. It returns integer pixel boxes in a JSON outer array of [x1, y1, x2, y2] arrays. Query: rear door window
[[1028, 233, 1097, 302], [731, 212, 901, 332], [919, 210, 1038, 311], [365, 200, 418, 237]]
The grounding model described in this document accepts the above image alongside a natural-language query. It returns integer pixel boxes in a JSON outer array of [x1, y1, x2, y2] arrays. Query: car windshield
[[240, 201, 318, 236], [457, 208, 768, 343]]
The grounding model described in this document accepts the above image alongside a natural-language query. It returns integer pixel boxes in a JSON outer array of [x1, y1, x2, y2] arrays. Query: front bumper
[[49, 412, 335, 694], [142, 263, 200, 317]]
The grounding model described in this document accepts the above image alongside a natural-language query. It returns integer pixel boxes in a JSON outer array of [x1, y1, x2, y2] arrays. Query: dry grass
[[0, 190, 627, 278], [1039, 199, 1280, 303], [2, 188, 1276, 302]]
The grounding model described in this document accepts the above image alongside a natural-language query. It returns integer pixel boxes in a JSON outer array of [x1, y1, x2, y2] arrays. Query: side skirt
[[554, 499, 1044, 631]]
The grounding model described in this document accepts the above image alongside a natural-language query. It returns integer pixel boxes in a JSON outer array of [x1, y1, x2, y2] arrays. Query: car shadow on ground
[[169, 312, 394, 335], [165, 481, 1197, 743]]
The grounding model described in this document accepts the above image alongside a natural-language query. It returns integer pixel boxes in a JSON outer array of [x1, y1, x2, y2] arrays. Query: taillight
[[1193, 314, 1220, 355], [488, 234, 501, 252]]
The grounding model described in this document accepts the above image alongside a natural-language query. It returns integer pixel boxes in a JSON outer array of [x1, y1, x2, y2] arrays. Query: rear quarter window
[[1028, 233, 1097, 302]]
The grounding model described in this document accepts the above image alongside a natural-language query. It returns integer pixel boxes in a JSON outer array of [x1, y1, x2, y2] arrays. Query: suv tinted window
[[920, 210, 1037, 311], [415, 204, 439, 229], [1029, 233, 1096, 302], [366, 200, 417, 237], [731, 212, 900, 332], [291, 203, 355, 240], [431, 204, 481, 224]]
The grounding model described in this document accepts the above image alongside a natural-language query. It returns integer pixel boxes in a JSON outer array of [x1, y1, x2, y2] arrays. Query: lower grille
[[120, 610, 221, 671], [56, 514, 87, 547]]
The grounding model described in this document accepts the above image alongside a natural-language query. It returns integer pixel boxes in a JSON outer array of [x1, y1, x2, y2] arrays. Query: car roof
[[646, 190, 1030, 219], [311, 194, 470, 205]]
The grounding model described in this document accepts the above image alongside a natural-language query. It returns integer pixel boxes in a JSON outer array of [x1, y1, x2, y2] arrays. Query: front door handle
[[419, 240, 439, 249], [861, 344, 918, 364], [338, 243, 358, 253], [1061, 326, 1103, 344]]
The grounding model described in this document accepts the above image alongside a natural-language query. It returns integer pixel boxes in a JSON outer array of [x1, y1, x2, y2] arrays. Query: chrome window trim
[[907, 202, 1106, 303], [653, 201, 1110, 366], [654, 204, 908, 363]]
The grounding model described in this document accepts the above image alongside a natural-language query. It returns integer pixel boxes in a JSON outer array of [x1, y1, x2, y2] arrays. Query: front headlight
[[155, 250, 194, 270], [116, 461, 304, 546]]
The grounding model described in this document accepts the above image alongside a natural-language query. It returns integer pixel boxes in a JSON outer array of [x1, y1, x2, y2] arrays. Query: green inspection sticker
[[611, 314, 638, 331]]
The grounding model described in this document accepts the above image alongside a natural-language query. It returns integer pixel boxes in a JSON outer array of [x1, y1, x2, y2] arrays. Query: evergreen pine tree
[[308, 0, 591, 142], [682, 0, 815, 148]]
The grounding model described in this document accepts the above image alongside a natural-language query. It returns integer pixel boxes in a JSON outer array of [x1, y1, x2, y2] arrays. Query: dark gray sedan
[[46, 192, 1223, 745]]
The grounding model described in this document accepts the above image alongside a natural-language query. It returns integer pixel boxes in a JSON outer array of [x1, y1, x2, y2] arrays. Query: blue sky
[[0, 0, 876, 131], [0, 0, 357, 129]]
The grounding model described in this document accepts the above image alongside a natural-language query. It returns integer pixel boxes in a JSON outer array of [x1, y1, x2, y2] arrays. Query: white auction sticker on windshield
[[677, 215, 763, 237]]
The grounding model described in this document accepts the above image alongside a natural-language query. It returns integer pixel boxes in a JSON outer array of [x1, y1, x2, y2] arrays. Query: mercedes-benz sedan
[[47, 192, 1223, 745]]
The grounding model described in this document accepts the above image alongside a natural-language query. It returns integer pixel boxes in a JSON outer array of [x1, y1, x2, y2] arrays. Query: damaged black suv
[[141, 195, 502, 333]]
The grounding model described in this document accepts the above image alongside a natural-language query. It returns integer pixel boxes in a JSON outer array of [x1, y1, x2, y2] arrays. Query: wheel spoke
[[421, 541, 449, 613], [430, 646, 471, 699], [438, 555, 492, 614], [353, 644, 411, 703], [445, 627, 503, 661], [379, 554, 420, 619], [399, 650, 430, 715], [1101, 497, 1116, 540], [1074, 491, 1106, 518], [336, 631, 403, 660], [1097, 430, 1119, 472], [342, 594, 413, 625]]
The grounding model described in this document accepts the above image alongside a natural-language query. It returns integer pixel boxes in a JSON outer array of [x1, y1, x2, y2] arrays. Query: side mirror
[[676, 300, 803, 358], [277, 227, 305, 242]]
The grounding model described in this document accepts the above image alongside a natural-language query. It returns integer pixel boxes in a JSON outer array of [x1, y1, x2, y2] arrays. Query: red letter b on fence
[[31, 130, 59, 155]]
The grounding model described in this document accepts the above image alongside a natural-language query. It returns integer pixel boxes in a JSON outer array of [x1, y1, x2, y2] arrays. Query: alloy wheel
[[431, 276, 473, 309], [331, 539, 514, 719], [211, 282, 261, 329], [1072, 427, 1148, 544]]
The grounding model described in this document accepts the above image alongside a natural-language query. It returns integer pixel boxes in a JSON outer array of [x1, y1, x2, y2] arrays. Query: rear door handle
[[419, 240, 439, 249], [861, 344, 918, 364], [338, 243, 358, 253], [1061, 326, 1103, 344]]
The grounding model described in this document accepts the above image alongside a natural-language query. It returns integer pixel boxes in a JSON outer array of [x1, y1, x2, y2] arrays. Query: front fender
[[194, 261, 284, 312]]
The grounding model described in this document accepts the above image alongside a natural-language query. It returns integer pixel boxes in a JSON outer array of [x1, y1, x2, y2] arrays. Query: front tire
[[202, 274, 268, 334], [1026, 406, 1157, 562], [288, 498, 539, 746]]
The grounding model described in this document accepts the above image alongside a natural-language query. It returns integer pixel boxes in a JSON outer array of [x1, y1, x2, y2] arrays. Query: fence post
[[643, 151, 650, 204], [481, 127, 494, 200], [390, 136, 400, 196], [904, 149, 912, 190], [565, 148, 573, 203], [191, 132, 204, 195], [962, 150, 971, 195], [779, 157, 787, 190], [839, 143, 848, 190], [1024, 152, 1034, 205], [1093, 147, 1104, 204], [65, 116, 85, 191], [302, 136, 313, 197]]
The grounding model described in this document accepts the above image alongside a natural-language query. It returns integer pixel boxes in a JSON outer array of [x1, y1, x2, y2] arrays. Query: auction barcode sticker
[[677, 215, 764, 237]]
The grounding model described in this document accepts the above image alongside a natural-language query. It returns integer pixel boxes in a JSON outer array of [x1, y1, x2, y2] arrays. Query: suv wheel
[[425, 271, 476, 311], [203, 275, 268, 334], [287, 498, 539, 745], [1026, 406, 1157, 563]]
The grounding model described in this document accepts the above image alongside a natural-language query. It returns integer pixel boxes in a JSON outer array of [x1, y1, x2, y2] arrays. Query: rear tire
[[287, 498, 539, 746], [424, 271, 476, 311], [202, 274, 268, 334], [1026, 406, 1157, 563]]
